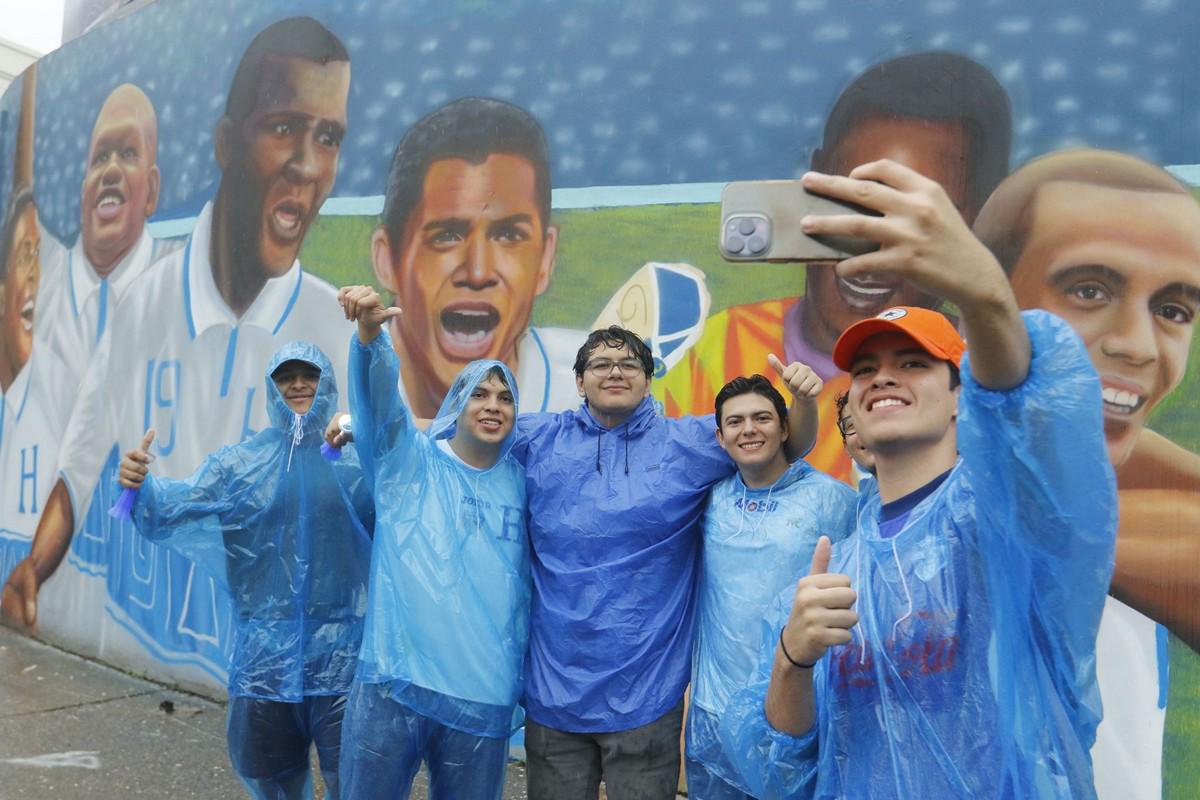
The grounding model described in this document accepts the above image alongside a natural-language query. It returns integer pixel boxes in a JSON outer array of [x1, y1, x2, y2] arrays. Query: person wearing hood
[[719, 160, 1115, 797], [116, 341, 373, 800], [335, 284, 529, 800], [686, 374, 856, 799]]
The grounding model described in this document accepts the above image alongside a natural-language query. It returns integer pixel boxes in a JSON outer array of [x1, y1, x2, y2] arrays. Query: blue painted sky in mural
[[8, 0, 1198, 243]]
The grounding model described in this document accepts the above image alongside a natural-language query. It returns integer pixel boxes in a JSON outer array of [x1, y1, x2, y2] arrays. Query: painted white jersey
[[1092, 596, 1166, 800], [0, 351, 72, 576], [35, 224, 181, 381], [387, 319, 586, 414], [56, 200, 354, 524], [515, 325, 587, 412]]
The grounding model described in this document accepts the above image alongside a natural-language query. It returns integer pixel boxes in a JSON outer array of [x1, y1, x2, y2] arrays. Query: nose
[[870, 365, 899, 388], [285, 134, 321, 184], [1100, 303, 1157, 367], [100, 157, 121, 184], [455, 231, 500, 290]]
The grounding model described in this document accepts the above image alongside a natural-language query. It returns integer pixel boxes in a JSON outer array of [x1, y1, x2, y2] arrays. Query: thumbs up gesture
[[780, 536, 858, 667], [768, 353, 822, 400], [118, 430, 156, 490]]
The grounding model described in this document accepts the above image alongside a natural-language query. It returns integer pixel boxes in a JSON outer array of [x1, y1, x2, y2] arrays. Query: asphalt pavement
[[0, 627, 530, 798]]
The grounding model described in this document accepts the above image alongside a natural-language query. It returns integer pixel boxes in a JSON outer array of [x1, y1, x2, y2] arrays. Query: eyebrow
[[1151, 282, 1200, 307], [1048, 263, 1127, 292], [487, 213, 534, 233], [423, 218, 470, 236]]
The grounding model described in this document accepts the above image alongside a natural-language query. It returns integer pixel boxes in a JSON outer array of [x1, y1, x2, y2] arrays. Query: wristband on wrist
[[779, 626, 818, 669]]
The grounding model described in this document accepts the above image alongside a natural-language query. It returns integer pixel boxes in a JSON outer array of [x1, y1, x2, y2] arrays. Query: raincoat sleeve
[[347, 330, 422, 484], [512, 412, 561, 466], [125, 449, 246, 590], [718, 587, 820, 800], [670, 413, 734, 486], [333, 447, 376, 537], [958, 311, 1116, 729]]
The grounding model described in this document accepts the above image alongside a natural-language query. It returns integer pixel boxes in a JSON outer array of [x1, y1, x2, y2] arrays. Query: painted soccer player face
[[271, 360, 321, 414], [1008, 182, 1200, 468], [232, 55, 349, 276], [382, 154, 557, 394], [576, 342, 651, 420], [80, 86, 160, 276], [717, 392, 789, 472], [847, 332, 958, 456], [0, 204, 41, 384], [456, 373, 516, 446], [808, 117, 972, 339]]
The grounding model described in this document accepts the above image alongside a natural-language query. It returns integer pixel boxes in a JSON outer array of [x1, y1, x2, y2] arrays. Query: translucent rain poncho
[[719, 311, 1117, 799], [129, 341, 374, 700], [688, 460, 856, 782], [348, 330, 530, 738]]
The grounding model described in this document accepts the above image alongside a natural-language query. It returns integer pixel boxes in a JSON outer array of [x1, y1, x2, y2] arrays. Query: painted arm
[[0, 481, 72, 632]]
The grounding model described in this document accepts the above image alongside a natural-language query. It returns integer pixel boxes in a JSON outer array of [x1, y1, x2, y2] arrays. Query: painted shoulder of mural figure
[[974, 148, 1200, 653]]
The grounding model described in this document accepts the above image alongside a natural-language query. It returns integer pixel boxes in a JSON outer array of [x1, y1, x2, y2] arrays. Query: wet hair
[[483, 364, 511, 388], [835, 390, 851, 443], [973, 149, 1194, 276], [814, 51, 1011, 214], [0, 186, 36, 281], [715, 375, 788, 427], [573, 326, 654, 378], [224, 17, 349, 126], [382, 98, 551, 251]]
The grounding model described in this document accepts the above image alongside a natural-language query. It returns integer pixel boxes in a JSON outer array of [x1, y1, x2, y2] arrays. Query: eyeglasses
[[837, 417, 856, 437], [585, 358, 645, 377]]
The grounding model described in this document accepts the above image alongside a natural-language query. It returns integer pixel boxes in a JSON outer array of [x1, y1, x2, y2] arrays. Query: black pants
[[525, 700, 685, 800]]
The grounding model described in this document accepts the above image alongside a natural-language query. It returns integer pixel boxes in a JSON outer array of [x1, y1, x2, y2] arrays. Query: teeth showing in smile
[[740, 441, 765, 450], [840, 277, 892, 297], [870, 398, 905, 411], [98, 195, 122, 208], [274, 206, 302, 231], [21, 299, 35, 331], [1102, 387, 1145, 415]]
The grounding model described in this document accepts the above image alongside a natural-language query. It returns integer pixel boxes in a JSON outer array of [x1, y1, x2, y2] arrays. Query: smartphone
[[719, 180, 879, 262]]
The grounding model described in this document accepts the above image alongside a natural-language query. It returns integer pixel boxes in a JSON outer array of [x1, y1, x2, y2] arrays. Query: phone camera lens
[[737, 218, 757, 236], [747, 235, 766, 254]]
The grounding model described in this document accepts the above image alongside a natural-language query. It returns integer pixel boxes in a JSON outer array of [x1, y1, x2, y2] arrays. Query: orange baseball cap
[[832, 306, 965, 371]]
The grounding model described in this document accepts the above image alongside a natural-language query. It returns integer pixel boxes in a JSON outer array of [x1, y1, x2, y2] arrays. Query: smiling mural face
[[80, 85, 159, 276], [386, 153, 556, 395], [1, 203, 41, 384], [806, 116, 973, 345], [1008, 182, 1200, 467]]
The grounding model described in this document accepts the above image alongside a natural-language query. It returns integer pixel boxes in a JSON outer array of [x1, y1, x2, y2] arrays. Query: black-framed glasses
[[585, 358, 644, 377], [837, 417, 856, 437]]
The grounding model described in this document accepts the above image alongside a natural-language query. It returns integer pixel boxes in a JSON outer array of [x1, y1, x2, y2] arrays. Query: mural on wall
[[0, 0, 1196, 797]]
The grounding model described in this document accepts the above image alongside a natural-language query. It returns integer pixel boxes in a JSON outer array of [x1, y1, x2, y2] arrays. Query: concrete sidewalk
[[0, 628, 529, 798]]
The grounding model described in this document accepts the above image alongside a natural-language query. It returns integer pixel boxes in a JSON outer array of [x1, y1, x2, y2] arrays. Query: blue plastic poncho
[[719, 311, 1117, 799], [348, 330, 529, 738], [687, 460, 856, 782], [514, 396, 735, 732], [129, 341, 374, 701]]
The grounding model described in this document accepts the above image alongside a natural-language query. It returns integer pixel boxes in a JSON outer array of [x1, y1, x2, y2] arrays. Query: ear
[[533, 223, 559, 297], [370, 226, 399, 293], [576, 372, 586, 400], [951, 384, 961, 420], [144, 165, 161, 217], [715, 424, 725, 447], [214, 117, 234, 173]]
